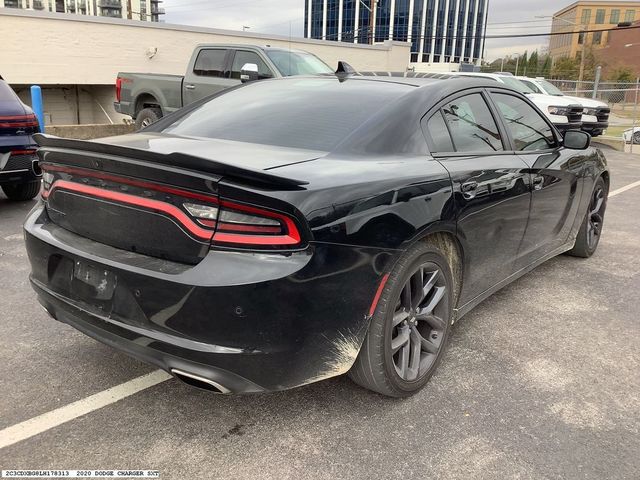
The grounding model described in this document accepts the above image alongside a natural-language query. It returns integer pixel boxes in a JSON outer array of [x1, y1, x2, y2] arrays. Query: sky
[[161, 0, 616, 62]]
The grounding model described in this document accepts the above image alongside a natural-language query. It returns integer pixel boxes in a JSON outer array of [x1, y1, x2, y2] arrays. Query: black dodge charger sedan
[[24, 75, 608, 397]]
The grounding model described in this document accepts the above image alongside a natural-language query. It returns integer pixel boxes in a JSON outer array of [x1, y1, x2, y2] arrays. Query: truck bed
[[115, 72, 184, 119]]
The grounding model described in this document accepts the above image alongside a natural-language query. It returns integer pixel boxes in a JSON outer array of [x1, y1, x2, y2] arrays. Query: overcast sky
[[162, 0, 617, 61]]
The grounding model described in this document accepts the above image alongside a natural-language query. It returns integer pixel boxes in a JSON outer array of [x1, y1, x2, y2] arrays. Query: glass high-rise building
[[304, 0, 489, 70]]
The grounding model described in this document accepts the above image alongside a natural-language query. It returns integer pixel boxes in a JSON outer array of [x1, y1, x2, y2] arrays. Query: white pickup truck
[[516, 76, 610, 137], [449, 72, 584, 133]]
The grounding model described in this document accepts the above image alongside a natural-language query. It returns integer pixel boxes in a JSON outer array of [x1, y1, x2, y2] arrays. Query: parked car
[[516, 76, 610, 137], [114, 44, 334, 129], [448, 72, 584, 133], [622, 126, 640, 144], [0, 79, 41, 201], [26, 75, 608, 397]]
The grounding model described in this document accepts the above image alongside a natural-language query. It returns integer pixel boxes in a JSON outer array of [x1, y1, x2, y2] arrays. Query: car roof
[[193, 43, 312, 55]]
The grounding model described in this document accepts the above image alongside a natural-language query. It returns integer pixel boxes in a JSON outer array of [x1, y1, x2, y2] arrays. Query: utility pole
[[370, 0, 378, 45], [500, 57, 504, 71], [515, 55, 520, 76], [126, 0, 132, 19]]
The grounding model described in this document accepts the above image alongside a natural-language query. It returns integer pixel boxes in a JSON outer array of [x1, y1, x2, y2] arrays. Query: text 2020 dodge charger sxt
[[24, 75, 608, 397]]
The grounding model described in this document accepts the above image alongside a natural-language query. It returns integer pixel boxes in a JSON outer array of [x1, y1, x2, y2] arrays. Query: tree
[[527, 51, 539, 76], [608, 66, 636, 82], [519, 50, 528, 75], [540, 55, 552, 77], [552, 57, 581, 80]]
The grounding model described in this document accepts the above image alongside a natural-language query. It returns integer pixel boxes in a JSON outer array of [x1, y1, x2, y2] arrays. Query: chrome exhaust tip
[[170, 368, 230, 394], [32, 160, 42, 176]]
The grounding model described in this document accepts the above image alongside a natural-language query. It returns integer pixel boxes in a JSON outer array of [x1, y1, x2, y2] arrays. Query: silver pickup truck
[[114, 44, 333, 129]]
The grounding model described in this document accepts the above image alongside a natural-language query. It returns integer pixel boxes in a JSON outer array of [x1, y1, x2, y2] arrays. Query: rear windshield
[[0, 81, 21, 103], [161, 78, 413, 151]]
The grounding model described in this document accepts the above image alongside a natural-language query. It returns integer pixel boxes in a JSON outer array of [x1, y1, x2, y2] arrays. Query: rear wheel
[[349, 240, 455, 397], [135, 107, 162, 130], [633, 131, 640, 144], [568, 176, 607, 258], [2, 181, 41, 201]]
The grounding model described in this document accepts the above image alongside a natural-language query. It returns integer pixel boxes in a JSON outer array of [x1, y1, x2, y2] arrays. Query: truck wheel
[[2, 181, 41, 201], [135, 107, 162, 130]]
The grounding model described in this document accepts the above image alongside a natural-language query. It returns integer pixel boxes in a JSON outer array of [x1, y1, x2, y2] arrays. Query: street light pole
[[515, 55, 520, 76]]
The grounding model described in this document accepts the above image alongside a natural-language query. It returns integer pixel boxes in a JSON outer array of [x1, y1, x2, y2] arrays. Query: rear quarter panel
[[119, 73, 184, 117]]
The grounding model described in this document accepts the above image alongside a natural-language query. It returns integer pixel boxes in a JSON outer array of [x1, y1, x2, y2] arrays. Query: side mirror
[[563, 130, 591, 150], [240, 63, 259, 83]]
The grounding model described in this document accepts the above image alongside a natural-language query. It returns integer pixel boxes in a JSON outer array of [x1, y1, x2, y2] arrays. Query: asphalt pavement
[[0, 147, 638, 479]]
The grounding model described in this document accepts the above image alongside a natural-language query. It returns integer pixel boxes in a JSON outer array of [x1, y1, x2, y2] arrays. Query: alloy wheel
[[587, 185, 605, 249], [390, 262, 448, 382], [140, 118, 153, 128]]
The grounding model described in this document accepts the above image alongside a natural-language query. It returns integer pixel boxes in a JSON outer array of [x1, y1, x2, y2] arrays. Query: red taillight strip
[[46, 180, 214, 241], [10, 149, 37, 155], [368, 273, 390, 317], [212, 198, 301, 246], [42, 164, 218, 204]]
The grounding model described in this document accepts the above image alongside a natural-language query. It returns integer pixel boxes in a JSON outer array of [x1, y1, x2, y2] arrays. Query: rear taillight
[[10, 148, 37, 156], [183, 199, 302, 247], [0, 114, 39, 128], [115, 77, 123, 103]]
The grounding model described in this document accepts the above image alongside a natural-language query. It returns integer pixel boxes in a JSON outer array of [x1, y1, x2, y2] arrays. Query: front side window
[[230, 51, 273, 80], [193, 49, 227, 77], [492, 93, 556, 151], [441, 93, 503, 152], [519, 79, 543, 94]]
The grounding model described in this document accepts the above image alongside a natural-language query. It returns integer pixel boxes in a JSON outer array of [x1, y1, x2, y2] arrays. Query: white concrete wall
[[0, 9, 411, 85], [14, 85, 127, 125]]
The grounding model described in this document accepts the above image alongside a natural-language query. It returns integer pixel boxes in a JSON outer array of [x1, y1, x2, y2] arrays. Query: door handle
[[185, 84, 196, 90], [532, 175, 544, 191], [461, 180, 478, 199]]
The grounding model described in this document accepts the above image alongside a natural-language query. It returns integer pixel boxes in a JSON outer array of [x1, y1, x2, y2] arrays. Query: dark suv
[[0, 78, 41, 201]]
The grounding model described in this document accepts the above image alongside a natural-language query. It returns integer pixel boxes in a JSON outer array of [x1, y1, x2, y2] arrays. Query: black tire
[[633, 131, 640, 144], [568, 176, 608, 258], [135, 107, 162, 130], [349, 238, 456, 397], [2, 181, 41, 201]]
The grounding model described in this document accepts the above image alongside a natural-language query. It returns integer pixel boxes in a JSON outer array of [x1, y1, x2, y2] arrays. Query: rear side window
[[442, 93, 503, 152], [193, 49, 227, 77], [492, 93, 557, 151], [230, 51, 273, 80], [425, 111, 454, 152], [518, 79, 542, 94]]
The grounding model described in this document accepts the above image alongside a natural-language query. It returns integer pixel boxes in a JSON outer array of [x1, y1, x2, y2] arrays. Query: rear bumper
[[113, 101, 132, 117], [24, 204, 394, 393], [0, 136, 40, 185]]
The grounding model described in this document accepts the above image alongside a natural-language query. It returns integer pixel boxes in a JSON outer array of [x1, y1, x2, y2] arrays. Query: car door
[[183, 47, 237, 104], [423, 90, 532, 305], [488, 90, 587, 268]]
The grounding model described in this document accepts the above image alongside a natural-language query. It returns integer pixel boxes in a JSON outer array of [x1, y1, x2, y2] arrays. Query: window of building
[[592, 31, 602, 44], [193, 49, 227, 77], [230, 51, 273, 80], [625, 9, 635, 22], [595, 9, 605, 24], [580, 8, 591, 24], [610, 9, 620, 24], [441, 93, 503, 152], [492, 93, 556, 151], [578, 32, 584, 44]]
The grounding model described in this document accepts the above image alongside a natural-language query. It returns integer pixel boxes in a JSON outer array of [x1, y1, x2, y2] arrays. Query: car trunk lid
[[36, 133, 310, 265]]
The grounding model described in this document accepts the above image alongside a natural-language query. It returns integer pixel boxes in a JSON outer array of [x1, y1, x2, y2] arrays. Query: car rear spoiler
[[34, 134, 309, 190]]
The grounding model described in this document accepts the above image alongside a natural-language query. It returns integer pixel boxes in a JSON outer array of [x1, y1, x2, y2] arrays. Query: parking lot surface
[[1, 147, 638, 479]]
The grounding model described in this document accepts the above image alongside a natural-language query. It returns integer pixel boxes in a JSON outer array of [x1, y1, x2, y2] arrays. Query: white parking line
[[609, 180, 640, 197], [0, 370, 172, 450]]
